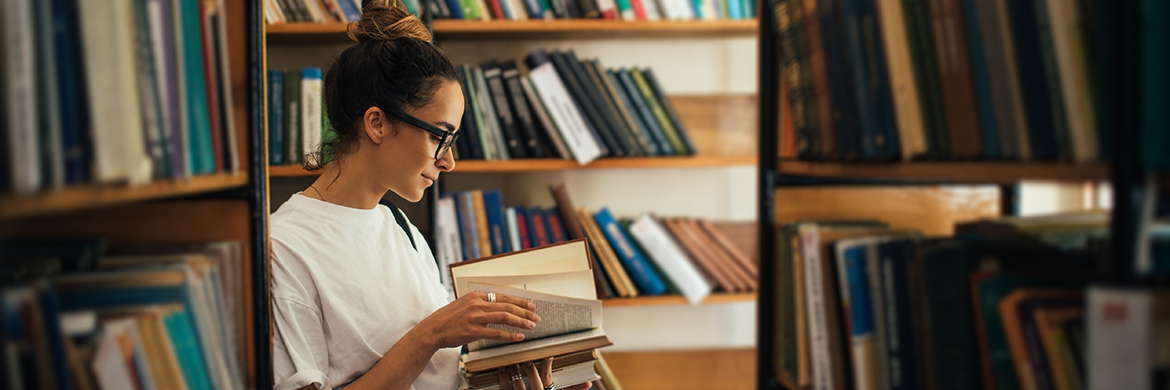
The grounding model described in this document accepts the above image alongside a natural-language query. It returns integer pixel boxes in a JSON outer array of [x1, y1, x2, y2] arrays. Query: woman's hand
[[496, 357, 594, 390], [415, 292, 540, 350]]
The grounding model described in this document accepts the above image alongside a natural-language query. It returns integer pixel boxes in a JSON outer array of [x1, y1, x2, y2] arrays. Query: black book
[[548, 51, 626, 156], [564, 0, 584, 18], [525, 49, 610, 156], [615, 68, 674, 155], [584, 60, 651, 155], [641, 68, 696, 156], [564, 50, 640, 155], [499, 60, 547, 158], [602, 68, 659, 156], [480, 60, 528, 158], [546, 0, 569, 19], [457, 66, 484, 159], [577, 0, 601, 18]]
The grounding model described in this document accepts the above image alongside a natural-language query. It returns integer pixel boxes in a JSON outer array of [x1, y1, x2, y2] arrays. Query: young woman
[[268, 1, 593, 389]]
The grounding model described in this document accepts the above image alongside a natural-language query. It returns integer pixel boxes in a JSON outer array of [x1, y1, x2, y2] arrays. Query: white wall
[[268, 34, 762, 352]]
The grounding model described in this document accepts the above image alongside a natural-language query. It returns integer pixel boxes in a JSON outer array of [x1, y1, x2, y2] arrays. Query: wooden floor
[[605, 348, 755, 390]]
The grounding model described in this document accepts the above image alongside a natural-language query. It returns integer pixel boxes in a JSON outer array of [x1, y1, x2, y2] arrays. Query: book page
[[456, 269, 597, 300], [468, 282, 602, 351], [467, 327, 607, 361], [451, 240, 592, 297]]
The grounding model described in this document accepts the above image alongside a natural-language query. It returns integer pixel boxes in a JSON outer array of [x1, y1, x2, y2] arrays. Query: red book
[[627, 0, 647, 20], [515, 207, 531, 250], [528, 206, 549, 247], [198, 0, 224, 172], [545, 209, 567, 243], [486, 0, 505, 20]]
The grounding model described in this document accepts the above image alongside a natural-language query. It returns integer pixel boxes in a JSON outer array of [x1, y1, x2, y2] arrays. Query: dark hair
[[306, 0, 459, 171]]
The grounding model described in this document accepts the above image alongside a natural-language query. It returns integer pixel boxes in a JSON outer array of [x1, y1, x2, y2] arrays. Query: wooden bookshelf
[[265, 20, 759, 42], [601, 292, 756, 307], [269, 155, 755, 176], [0, 173, 250, 221], [777, 161, 1109, 184]]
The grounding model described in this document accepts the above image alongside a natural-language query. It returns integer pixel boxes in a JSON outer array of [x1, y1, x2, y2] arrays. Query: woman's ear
[[363, 106, 388, 145]]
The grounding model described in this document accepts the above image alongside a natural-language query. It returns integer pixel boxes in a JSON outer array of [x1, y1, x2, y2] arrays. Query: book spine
[[210, 2, 239, 174], [51, 0, 89, 184], [799, 226, 835, 390], [778, 0, 815, 159], [1004, 0, 1059, 160], [614, 69, 673, 155], [958, 0, 1002, 160], [972, 0, 1025, 159], [179, 0, 213, 175], [529, 206, 550, 247], [163, 309, 214, 390], [640, 68, 695, 156], [505, 206, 522, 252], [552, 51, 629, 156], [436, 196, 462, 290], [456, 191, 480, 260], [514, 206, 531, 250], [520, 75, 572, 160], [266, 70, 285, 165], [501, 61, 547, 157], [482, 62, 528, 158], [578, 58, 645, 156], [470, 190, 492, 258], [902, 0, 950, 159], [545, 209, 568, 243], [602, 68, 658, 156], [875, 0, 928, 161], [879, 241, 920, 390], [629, 69, 687, 154], [458, 66, 486, 159], [283, 69, 302, 165], [131, 0, 169, 179], [577, 207, 636, 297], [926, 0, 982, 160], [482, 189, 511, 255], [525, 54, 603, 165], [629, 215, 712, 304], [594, 208, 667, 295], [301, 67, 323, 163], [839, 245, 878, 390], [1030, 0, 1071, 161], [197, 1, 224, 173], [150, 0, 186, 178], [473, 66, 506, 160]]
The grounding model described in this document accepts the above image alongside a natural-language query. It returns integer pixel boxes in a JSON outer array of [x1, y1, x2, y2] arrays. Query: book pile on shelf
[[771, 212, 1170, 390], [263, 0, 756, 24], [0, 239, 249, 390], [773, 0, 1164, 164], [434, 184, 757, 304], [3, 0, 240, 195], [452, 49, 697, 166], [265, 67, 326, 166]]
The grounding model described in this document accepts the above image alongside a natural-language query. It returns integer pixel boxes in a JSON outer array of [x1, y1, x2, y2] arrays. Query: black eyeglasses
[[388, 109, 458, 160]]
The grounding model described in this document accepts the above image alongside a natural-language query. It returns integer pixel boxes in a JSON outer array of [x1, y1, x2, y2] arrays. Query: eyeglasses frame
[[387, 108, 458, 160]]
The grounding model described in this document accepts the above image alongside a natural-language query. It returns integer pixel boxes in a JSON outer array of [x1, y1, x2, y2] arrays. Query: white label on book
[[527, 62, 601, 166]]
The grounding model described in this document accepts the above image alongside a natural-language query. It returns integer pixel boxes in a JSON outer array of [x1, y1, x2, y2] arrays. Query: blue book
[[35, 282, 74, 390], [180, 0, 214, 174], [605, 69, 659, 156], [593, 208, 667, 296], [52, 0, 89, 183], [1141, 0, 1169, 170], [444, 0, 465, 19], [267, 70, 285, 166], [544, 208, 567, 243], [522, 0, 544, 20], [616, 69, 674, 155], [840, 245, 875, 341], [335, 0, 362, 21], [527, 206, 549, 248], [164, 308, 213, 390], [514, 206, 531, 250], [455, 191, 480, 260], [727, 0, 742, 20], [481, 189, 510, 255], [959, 0, 1000, 160]]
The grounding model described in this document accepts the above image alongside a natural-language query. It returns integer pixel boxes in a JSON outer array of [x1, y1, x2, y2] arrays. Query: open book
[[451, 239, 612, 373]]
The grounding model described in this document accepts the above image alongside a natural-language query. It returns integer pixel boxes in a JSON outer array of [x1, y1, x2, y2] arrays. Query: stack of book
[[264, 0, 756, 24], [3, 0, 240, 194], [771, 212, 1170, 390], [0, 239, 248, 390], [773, 0, 1165, 165], [266, 67, 326, 167], [434, 184, 757, 302], [452, 49, 697, 165]]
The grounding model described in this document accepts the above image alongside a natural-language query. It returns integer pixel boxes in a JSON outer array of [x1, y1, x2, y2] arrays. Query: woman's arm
[[339, 292, 541, 390]]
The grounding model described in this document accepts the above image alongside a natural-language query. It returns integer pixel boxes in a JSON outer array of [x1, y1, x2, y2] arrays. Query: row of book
[[451, 49, 697, 165], [773, 0, 1159, 163], [1, 239, 248, 390], [433, 184, 756, 304], [772, 213, 1169, 390], [266, 67, 326, 166], [2, 0, 240, 195], [264, 0, 756, 24], [456, 346, 625, 390]]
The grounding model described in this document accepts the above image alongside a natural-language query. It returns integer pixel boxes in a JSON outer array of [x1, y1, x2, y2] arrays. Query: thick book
[[595, 64, 658, 156], [970, 0, 1029, 160], [456, 191, 482, 260], [659, 218, 737, 292], [473, 66, 508, 160], [629, 69, 689, 155], [481, 60, 528, 158], [1004, 0, 1064, 161], [584, 60, 650, 156], [577, 207, 637, 298], [776, 0, 818, 159], [628, 215, 712, 304], [177, 0, 214, 174], [614, 69, 673, 155], [53, 0, 92, 184], [457, 67, 486, 160], [565, 51, 642, 156], [874, 0, 928, 161], [548, 51, 626, 157], [679, 218, 754, 291], [514, 206, 532, 250], [301, 67, 323, 163], [435, 196, 463, 291], [266, 70, 285, 165], [528, 205, 551, 248], [550, 184, 616, 299], [639, 68, 696, 156], [592, 208, 667, 296], [449, 239, 612, 373], [998, 290, 1082, 390], [197, 0, 225, 173], [470, 190, 493, 259], [840, 0, 900, 161], [799, 0, 837, 160], [463, 352, 599, 390], [283, 68, 303, 165], [525, 50, 603, 165], [955, 0, 1000, 160], [520, 75, 571, 160], [545, 209, 568, 243], [1043, 0, 1096, 162], [499, 60, 547, 158], [482, 189, 511, 256], [925, 0, 982, 160], [148, 0, 186, 178]]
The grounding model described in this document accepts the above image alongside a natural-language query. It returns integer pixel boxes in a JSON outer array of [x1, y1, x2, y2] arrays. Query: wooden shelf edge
[[0, 173, 249, 221], [776, 161, 1109, 184], [269, 156, 756, 176], [601, 292, 755, 307]]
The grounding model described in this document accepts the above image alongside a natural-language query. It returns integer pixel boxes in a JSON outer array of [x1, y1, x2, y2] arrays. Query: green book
[[629, 69, 687, 154], [1142, 0, 1169, 170]]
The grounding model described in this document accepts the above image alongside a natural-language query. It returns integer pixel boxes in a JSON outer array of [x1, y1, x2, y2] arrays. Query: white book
[[641, 0, 662, 20], [505, 206, 523, 254], [130, 0, 169, 179], [265, 0, 286, 23], [628, 215, 712, 305], [436, 196, 463, 293], [1087, 286, 1166, 390], [34, 0, 65, 188], [1044, 0, 1096, 162], [79, 0, 152, 185], [300, 0, 325, 22], [520, 75, 571, 160], [4, 0, 41, 193], [473, 0, 492, 20], [183, 264, 236, 390], [92, 319, 144, 390], [474, 66, 509, 160], [302, 68, 323, 162], [527, 60, 601, 166], [699, 0, 717, 20], [799, 225, 835, 390], [674, 0, 695, 20], [508, 0, 528, 20], [595, 0, 617, 19]]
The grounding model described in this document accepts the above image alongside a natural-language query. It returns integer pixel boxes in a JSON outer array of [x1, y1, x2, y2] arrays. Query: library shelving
[[754, 1, 1160, 390], [0, 173, 249, 221], [265, 19, 759, 42]]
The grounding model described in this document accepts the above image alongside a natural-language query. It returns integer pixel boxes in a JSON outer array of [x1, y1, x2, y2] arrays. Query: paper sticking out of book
[[450, 239, 612, 373]]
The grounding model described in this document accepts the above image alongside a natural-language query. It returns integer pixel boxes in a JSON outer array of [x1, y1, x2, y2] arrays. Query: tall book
[[148, 0, 187, 178], [550, 184, 615, 299], [925, 0, 982, 160], [266, 69, 285, 165], [178, 0, 214, 174], [482, 189, 511, 255], [578, 207, 637, 298], [955, 0, 1000, 160], [594, 62, 658, 156], [197, 0, 225, 173], [969, 0, 1029, 160], [1044, 0, 1096, 162], [902, 0, 950, 160], [54, 0, 92, 184], [473, 66, 507, 160], [840, 0, 900, 161], [593, 208, 667, 296], [874, 0, 927, 161], [520, 75, 570, 160], [525, 50, 603, 165], [640, 69, 696, 156], [584, 60, 652, 156], [548, 51, 626, 157], [565, 52, 643, 156], [5, 0, 41, 193], [33, 0, 65, 188], [612, 69, 673, 155], [628, 215, 712, 304], [457, 66, 485, 160], [435, 195, 464, 291], [301, 67, 323, 163], [499, 60, 547, 158], [470, 190, 493, 259], [210, 0, 239, 173], [481, 60, 528, 158], [282, 68, 302, 165], [1004, 0, 1065, 160]]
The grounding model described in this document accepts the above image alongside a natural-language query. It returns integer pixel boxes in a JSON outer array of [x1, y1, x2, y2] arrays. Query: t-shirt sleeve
[[271, 240, 331, 390]]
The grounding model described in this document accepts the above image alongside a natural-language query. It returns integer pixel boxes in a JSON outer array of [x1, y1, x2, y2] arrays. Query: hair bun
[[348, 0, 432, 43]]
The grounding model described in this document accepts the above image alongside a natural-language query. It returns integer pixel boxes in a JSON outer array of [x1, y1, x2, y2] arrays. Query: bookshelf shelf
[[776, 161, 1109, 184], [265, 20, 759, 42], [268, 155, 756, 176], [600, 292, 756, 307], [0, 173, 249, 221]]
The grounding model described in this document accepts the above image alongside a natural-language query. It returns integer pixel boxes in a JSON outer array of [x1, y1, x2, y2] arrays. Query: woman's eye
[[431, 136, 442, 144]]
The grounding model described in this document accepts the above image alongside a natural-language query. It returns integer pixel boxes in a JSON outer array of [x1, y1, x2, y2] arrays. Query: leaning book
[[450, 238, 613, 373]]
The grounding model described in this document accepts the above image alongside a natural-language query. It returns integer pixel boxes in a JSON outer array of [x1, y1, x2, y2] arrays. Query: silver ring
[[511, 374, 523, 382], [487, 292, 496, 303], [544, 383, 555, 390]]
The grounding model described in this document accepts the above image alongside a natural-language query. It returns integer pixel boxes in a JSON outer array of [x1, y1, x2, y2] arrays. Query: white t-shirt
[[270, 193, 461, 390]]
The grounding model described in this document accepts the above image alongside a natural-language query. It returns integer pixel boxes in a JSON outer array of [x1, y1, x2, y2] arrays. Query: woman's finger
[[497, 368, 510, 390], [523, 361, 543, 390], [475, 327, 525, 343], [481, 311, 537, 330], [511, 365, 527, 390], [538, 357, 553, 385], [492, 293, 537, 311], [485, 302, 540, 323]]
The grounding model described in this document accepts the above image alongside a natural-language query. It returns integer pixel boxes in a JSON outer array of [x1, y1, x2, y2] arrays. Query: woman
[[268, 1, 593, 389]]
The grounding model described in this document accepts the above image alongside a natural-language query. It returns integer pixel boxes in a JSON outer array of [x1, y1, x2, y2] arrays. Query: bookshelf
[[265, 19, 759, 42], [271, 156, 755, 176], [755, 1, 1158, 390], [0, 1, 267, 389], [600, 292, 756, 307]]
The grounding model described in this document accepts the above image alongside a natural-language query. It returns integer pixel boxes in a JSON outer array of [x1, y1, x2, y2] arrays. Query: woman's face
[[381, 80, 463, 202]]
